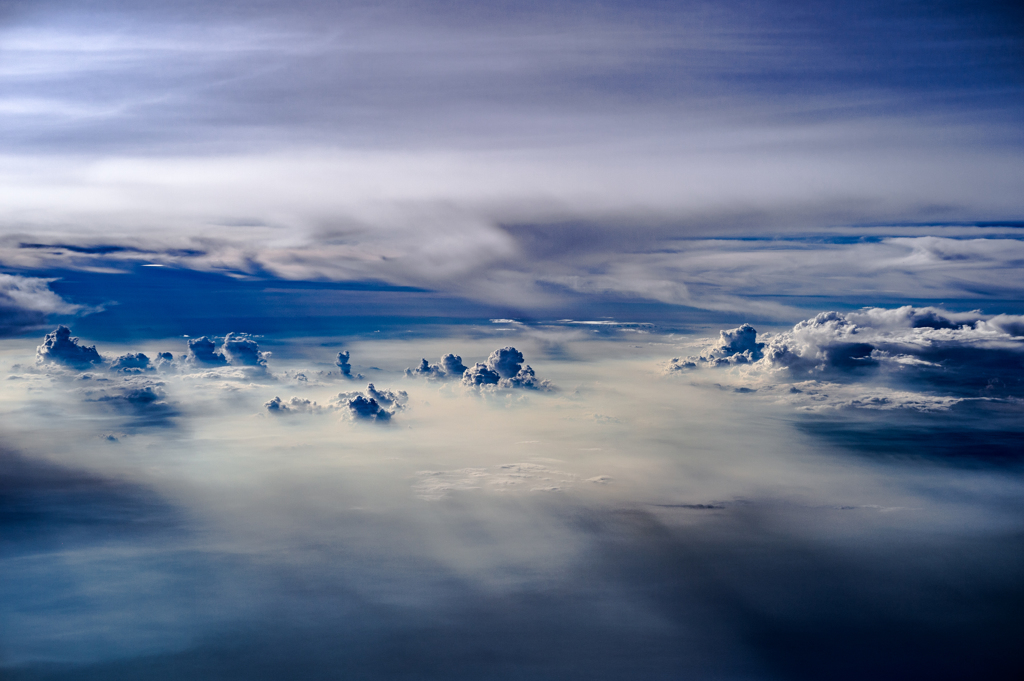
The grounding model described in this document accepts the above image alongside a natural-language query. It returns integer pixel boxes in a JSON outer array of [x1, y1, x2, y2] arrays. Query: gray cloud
[[672, 323, 764, 367], [335, 351, 352, 377], [95, 383, 165, 407], [36, 325, 103, 368], [83, 379, 179, 428]]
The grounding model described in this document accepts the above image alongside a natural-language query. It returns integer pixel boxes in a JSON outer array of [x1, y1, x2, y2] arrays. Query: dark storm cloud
[[36, 325, 103, 368]]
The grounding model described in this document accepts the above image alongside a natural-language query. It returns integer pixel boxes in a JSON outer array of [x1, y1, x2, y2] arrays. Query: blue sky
[[1, 2, 1023, 679]]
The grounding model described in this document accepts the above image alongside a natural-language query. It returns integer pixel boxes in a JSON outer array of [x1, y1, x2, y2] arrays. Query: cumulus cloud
[[365, 383, 408, 409], [223, 333, 268, 367], [406, 353, 467, 380], [668, 324, 764, 369], [329, 350, 364, 380], [669, 306, 1024, 408], [462, 362, 500, 386], [184, 333, 269, 373], [264, 396, 324, 414], [461, 347, 554, 391], [322, 383, 409, 422], [36, 326, 103, 368], [186, 336, 227, 366], [336, 351, 352, 376], [347, 395, 392, 421], [110, 352, 153, 373]]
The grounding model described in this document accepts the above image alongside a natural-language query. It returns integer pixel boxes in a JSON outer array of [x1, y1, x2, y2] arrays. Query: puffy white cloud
[[406, 353, 467, 380], [222, 333, 268, 367], [462, 347, 554, 391], [185, 333, 269, 374], [110, 352, 153, 373], [36, 325, 103, 368], [669, 306, 1024, 409]]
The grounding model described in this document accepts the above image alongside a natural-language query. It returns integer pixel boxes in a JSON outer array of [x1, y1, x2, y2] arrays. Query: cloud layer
[[0, 1, 1021, 316]]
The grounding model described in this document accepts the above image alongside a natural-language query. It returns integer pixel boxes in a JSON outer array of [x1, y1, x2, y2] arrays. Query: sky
[[1, 1, 1023, 679]]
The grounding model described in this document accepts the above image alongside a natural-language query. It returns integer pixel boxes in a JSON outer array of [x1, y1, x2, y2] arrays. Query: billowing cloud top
[[222, 333, 267, 367], [186, 333, 268, 370], [670, 306, 1024, 408], [332, 383, 409, 422], [36, 325, 102, 368], [406, 354, 468, 380], [408, 346, 552, 390], [266, 383, 409, 422], [473, 346, 552, 391], [110, 352, 152, 373], [186, 337, 227, 366]]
